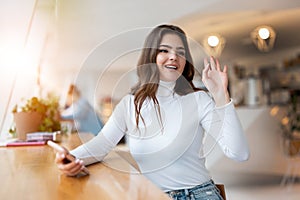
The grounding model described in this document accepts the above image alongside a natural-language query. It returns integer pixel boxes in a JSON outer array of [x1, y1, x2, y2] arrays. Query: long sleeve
[[70, 133, 115, 166], [214, 101, 250, 161], [200, 93, 250, 162], [70, 97, 127, 165]]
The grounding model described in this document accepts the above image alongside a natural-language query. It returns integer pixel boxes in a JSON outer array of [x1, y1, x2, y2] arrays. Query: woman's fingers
[[204, 58, 210, 69], [204, 56, 225, 72], [62, 160, 84, 176], [210, 56, 217, 70], [223, 65, 228, 73], [55, 152, 83, 176], [215, 59, 221, 71], [58, 160, 83, 176], [202, 59, 210, 79]]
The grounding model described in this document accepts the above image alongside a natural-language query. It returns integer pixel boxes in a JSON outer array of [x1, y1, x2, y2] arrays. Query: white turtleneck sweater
[[71, 81, 249, 192]]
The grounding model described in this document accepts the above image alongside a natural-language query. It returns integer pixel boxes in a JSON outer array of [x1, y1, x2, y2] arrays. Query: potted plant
[[281, 91, 300, 136], [280, 90, 300, 156], [9, 95, 61, 140]]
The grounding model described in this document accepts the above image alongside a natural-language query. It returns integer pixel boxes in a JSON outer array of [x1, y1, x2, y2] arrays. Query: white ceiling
[[180, 8, 300, 68], [1, 0, 300, 73]]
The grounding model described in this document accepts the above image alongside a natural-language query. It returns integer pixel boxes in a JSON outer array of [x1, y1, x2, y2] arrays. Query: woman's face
[[156, 33, 186, 82]]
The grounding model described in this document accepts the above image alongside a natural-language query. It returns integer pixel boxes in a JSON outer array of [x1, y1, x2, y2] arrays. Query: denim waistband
[[166, 179, 215, 196]]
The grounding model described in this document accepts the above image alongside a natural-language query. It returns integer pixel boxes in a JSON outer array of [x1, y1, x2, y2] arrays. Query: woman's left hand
[[202, 56, 230, 106]]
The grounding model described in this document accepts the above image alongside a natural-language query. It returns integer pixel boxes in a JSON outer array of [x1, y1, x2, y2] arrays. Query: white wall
[[0, 63, 137, 138], [206, 106, 300, 184]]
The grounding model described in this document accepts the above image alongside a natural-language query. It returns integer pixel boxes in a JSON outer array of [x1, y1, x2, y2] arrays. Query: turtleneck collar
[[156, 80, 176, 97]]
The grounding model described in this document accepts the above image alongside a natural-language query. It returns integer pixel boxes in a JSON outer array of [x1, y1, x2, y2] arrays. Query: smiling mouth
[[165, 65, 177, 70]]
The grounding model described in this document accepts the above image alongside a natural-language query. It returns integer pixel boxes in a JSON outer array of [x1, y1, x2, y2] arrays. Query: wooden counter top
[[0, 133, 170, 200]]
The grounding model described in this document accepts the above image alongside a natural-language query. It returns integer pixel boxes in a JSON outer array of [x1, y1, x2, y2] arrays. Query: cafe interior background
[[1, 0, 300, 199]]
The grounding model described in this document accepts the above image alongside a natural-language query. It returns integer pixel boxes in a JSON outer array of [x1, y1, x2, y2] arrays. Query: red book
[[6, 141, 46, 147]]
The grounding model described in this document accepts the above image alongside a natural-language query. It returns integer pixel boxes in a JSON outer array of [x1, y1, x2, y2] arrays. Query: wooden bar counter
[[0, 133, 170, 200]]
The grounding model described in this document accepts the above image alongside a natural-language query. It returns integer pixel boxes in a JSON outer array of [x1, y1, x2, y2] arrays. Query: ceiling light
[[207, 35, 219, 47], [258, 28, 270, 40], [202, 34, 225, 58], [251, 25, 276, 52]]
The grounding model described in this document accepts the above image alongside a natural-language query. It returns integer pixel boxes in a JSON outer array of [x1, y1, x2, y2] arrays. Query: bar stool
[[216, 184, 226, 200]]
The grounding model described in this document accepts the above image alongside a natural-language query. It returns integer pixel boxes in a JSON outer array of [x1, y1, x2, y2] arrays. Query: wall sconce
[[202, 34, 226, 58], [251, 25, 276, 52]]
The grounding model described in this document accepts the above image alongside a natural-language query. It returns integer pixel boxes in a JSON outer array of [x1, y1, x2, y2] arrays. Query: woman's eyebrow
[[159, 44, 185, 50]]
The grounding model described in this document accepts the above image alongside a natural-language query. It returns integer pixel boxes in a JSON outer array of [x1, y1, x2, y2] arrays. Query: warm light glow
[[207, 35, 219, 47], [258, 28, 270, 40], [281, 117, 289, 126], [251, 25, 276, 52], [0, 37, 42, 77], [0, 40, 23, 70], [203, 34, 225, 57], [270, 106, 279, 116]]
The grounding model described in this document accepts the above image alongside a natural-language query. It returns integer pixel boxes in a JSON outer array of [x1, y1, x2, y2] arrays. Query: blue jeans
[[166, 180, 224, 200]]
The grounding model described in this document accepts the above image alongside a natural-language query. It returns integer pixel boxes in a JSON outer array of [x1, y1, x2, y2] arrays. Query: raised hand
[[202, 56, 230, 106]]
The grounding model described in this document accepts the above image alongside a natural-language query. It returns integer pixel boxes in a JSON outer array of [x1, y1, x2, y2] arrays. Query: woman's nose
[[169, 51, 177, 60]]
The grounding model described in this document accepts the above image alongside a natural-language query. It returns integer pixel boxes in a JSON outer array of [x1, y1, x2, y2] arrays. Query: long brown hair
[[131, 24, 199, 127]]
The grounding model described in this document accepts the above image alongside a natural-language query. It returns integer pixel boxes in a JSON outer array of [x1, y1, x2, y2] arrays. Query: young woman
[[55, 24, 249, 200]]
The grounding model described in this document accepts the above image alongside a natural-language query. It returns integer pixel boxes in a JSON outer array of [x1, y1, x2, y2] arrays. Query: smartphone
[[47, 140, 90, 176]]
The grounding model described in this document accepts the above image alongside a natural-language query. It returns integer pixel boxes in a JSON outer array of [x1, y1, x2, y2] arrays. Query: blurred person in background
[[61, 84, 103, 135]]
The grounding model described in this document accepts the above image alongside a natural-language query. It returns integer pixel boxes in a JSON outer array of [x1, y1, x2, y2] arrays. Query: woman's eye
[[159, 49, 168, 53], [177, 51, 185, 56]]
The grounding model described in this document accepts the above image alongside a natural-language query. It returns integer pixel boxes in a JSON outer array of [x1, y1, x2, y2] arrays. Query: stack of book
[[4, 131, 62, 147], [26, 132, 55, 141]]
